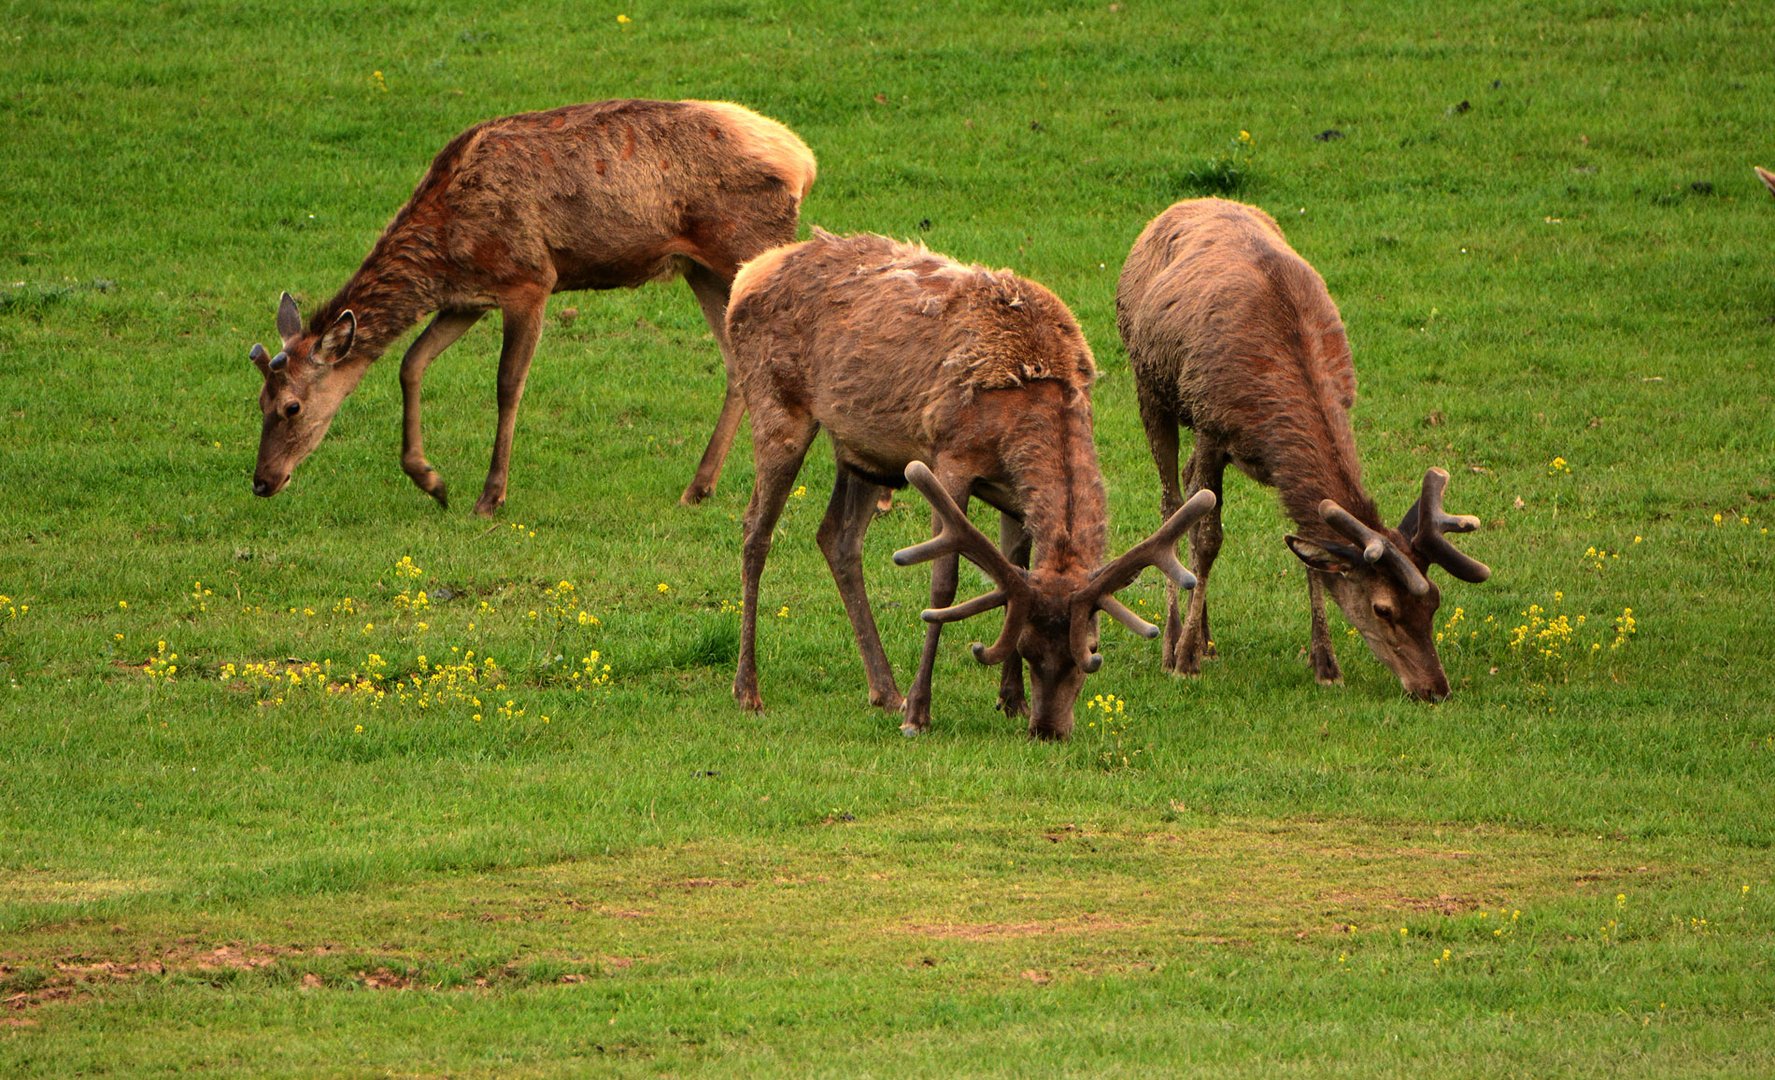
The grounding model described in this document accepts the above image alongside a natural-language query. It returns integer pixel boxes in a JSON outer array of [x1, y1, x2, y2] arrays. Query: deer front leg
[[399, 310, 483, 508], [817, 468, 903, 712], [732, 410, 819, 713], [680, 265, 745, 506], [995, 513, 1032, 719], [474, 288, 550, 518], [1171, 441, 1226, 675], [1306, 568, 1343, 685], [902, 470, 974, 736]]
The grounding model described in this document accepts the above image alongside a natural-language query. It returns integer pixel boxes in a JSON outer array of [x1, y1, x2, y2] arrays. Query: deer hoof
[[680, 482, 712, 507], [899, 720, 926, 738], [871, 690, 906, 712], [735, 687, 764, 712], [472, 496, 504, 518], [428, 480, 448, 509]]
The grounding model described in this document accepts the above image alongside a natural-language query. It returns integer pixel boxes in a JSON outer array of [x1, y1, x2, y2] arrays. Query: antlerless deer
[[1118, 199, 1491, 699], [725, 231, 1214, 739], [248, 99, 816, 514]]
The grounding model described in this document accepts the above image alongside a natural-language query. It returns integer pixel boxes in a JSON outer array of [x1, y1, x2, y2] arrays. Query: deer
[[723, 230, 1216, 739], [248, 99, 817, 515], [1117, 198, 1491, 701], [1758, 166, 1775, 198]]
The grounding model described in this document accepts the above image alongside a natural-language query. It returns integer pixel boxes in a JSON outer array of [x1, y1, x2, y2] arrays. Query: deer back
[[727, 232, 1097, 490]]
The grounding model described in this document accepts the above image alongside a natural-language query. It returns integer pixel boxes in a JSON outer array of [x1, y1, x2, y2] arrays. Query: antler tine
[[920, 589, 1008, 625], [1064, 489, 1217, 673], [892, 462, 1024, 584], [1319, 499, 1431, 597], [894, 461, 1031, 668], [1081, 489, 1217, 603], [1317, 500, 1387, 563], [1406, 467, 1492, 584]]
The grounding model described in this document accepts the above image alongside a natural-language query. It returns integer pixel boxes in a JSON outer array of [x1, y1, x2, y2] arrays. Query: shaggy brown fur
[[1119, 198, 1488, 700], [250, 99, 816, 514], [726, 231, 1208, 739]]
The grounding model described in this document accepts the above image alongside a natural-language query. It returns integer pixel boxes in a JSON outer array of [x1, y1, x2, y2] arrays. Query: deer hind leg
[[995, 513, 1032, 719], [1172, 438, 1227, 675], [816, 466, 903, 712], [399, 310, 484, 508], [1306, 569, 1343, 685], [732, 408, 819, 713], [902, 469, 973, 736], [680, 264, 746, 506], [474, 286, 550, 518]]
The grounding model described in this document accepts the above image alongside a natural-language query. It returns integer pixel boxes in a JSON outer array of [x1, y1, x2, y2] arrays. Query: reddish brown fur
[[726, 232, 1198, 738], [1119, 198, 1488, 700], [251, 99, 816, 513]]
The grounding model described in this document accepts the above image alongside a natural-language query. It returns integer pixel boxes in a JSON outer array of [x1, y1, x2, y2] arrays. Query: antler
[[1319, 499, 1431, 596], [893, 461, 1031, 665], [1066, 489, 1218, 671], [1398, 467, 1491, 584]]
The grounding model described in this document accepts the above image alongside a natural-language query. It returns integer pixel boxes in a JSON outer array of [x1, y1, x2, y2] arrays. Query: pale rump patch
[[729, 240, 804, 309], [691, 101, 818, 202]]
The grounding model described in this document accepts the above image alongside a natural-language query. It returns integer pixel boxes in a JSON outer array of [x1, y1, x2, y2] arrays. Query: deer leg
[[1307, 569, 1343, 685], [399, 310, 483, 508], [1137, 393, 1188, 672], [680, 264, 745, 506], [474, 287, 550, 518], [995, 513, 1032, 719], [733, 411, 819, 713], [1172, 440, 1226, 675], [816, 467, 903, 712], [902, 472, 973, 736]]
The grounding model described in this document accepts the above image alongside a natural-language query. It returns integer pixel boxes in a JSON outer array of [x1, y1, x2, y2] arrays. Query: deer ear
[[1758, 166, 1775, 198], [277, 292, 302, 342], [317, 310, 356, 363], [1285, 535, 1355, 575]]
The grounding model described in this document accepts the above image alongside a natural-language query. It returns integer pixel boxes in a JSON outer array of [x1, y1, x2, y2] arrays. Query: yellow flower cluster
[[143, 640, 178, 682], [1583, 546, 1620, 571], [189, 581, 212, 613], [1083, 693, 1142, 769], [1547, 456, 1570, 475], [1507, 603, 1581, 662], [0, 594, 26, 619], [541, 580, 600, 629], [1612, 607, 1636, 650]]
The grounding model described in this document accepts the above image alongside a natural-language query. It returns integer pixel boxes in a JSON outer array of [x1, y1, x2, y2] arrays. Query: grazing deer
[[248, 99, 816, 514], [724, 231, 1215, 739], [1758, 166, 1775, 197], [1117, 198, 1490, 700]]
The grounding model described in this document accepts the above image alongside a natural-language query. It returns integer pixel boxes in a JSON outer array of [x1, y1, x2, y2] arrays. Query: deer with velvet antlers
[[248, 99, 816, 514], [1118, 198, 1491, 700], [724, 230, 1214, 740]]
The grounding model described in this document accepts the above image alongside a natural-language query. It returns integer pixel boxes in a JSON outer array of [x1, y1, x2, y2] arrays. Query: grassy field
[[3, 0, 1774, 1073]]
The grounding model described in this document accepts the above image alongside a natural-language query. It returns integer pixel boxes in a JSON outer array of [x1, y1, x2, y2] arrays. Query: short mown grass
[[2, 0, 1773, 1074]]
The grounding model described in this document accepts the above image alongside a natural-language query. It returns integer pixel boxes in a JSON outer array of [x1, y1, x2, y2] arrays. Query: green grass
[[3, 0, 1774, 1073]]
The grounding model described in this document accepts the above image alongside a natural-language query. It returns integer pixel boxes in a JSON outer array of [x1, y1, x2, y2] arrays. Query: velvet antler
[[893, 461, 1032, 666], [1398, 467, 1491, 584]]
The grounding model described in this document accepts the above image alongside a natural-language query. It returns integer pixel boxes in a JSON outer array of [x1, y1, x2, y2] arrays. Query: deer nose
[[252, 477, 272, 497]]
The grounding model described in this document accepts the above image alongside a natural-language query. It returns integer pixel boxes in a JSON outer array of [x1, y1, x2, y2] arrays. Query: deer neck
[[1002, 391, 1108, 579], [1276, 448, 1384, 548], [308, 237, 447, 362]]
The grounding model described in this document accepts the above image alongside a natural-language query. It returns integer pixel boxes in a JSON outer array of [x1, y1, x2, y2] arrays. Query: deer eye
[[1372, 599, 1397, 623], [283, 401, 301, 419]]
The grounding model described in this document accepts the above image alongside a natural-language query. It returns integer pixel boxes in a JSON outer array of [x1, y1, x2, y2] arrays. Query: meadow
[[2, 0, 1773, 1074]]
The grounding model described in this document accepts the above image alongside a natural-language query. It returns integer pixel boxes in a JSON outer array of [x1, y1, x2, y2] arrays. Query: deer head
[[249, 292, 364, 497], [894, 461, 1216, 738], [1285, 467, 1489, 700]]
